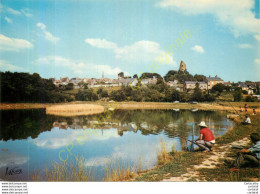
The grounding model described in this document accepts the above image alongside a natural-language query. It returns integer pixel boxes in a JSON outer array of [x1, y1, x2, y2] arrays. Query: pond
[[0, 109, 233, 181]]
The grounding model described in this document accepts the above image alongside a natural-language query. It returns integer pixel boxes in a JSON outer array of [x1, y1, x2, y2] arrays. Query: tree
[[194, 74, 207, 82], [233, 91, 242, 102], [191, 82, 203, 101], [211, 83, 225, 94], [140, 72, 162, 79], [110, 90, 126, 101], [118, 72, 124, 78], [164, 70, 178, 82], [65, 83, 74, 90]]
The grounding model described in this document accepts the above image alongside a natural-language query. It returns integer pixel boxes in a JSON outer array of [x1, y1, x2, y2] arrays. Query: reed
[[46, 104, 105, 116], [104, 158, 136, 181], [157, 139, 173, 165], [31, 157, 93, 181]]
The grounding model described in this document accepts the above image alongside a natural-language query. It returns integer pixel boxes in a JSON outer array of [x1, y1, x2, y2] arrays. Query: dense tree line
[[0, 71, 72, 103]]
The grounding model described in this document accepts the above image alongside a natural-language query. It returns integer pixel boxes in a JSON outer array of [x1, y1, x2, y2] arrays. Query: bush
[[245, 95, 257, 102], [233, 91, 242, 101]]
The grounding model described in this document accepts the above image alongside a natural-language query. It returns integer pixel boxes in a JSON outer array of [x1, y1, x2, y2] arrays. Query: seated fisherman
[[195, 121, 215, 152], [230, 133, 260, 169], [241, 114, 251, 125]]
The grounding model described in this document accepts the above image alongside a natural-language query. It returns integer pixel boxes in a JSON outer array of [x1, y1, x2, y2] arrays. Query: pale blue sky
[[0, 0, 259, 82]]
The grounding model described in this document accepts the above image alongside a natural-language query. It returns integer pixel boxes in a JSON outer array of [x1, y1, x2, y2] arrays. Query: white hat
[[198, 121, 207, 127]]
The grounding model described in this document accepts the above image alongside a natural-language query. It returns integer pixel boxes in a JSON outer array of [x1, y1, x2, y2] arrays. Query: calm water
[[0, 109, 233, 181]]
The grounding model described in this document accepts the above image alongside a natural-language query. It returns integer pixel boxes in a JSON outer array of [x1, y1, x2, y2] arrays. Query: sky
[[0, 0, 259, 82]]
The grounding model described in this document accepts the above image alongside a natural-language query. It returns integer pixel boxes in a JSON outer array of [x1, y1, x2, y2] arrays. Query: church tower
[[178, 60, 187, 72]]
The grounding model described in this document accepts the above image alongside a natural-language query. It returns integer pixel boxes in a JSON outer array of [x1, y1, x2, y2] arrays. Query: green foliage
[[233, 91, 242, 102], [65, 83, 74, 90], [118, 72, 124, 78], [75, 89, 98, 101], [211, 83, 226, 94], [97, 87, 108, 98], [140, 72, 162, 79], [191, 82, 203, 101], [194, 74, 207, 82], [245, 95, 257, 102], [110, 90, 126, 101], [242, 90, 248, 95], [164, 70, 194, 83], [0, 71, 70, 103]]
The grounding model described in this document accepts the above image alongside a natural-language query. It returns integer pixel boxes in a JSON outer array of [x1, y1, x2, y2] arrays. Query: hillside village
[[51, 61, 259, 95]]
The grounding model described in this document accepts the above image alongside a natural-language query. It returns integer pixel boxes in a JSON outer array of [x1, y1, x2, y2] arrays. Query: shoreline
[[0, 101, 259, 113]]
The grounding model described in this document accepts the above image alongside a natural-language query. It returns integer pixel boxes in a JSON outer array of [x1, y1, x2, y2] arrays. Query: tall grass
[[46, 104, 104, 116], [157, 139, 172, 165], [104, 157, 143, 181], [31, 157, 93, 181]]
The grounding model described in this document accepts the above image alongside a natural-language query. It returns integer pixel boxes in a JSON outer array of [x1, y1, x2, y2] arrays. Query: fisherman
[[195, 121, 215, 152], [226, 133, 260, 169], [241, 114, 251, 125]]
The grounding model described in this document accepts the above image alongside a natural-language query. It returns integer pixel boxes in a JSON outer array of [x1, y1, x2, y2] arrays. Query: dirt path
[[162, 137, 250, 182]]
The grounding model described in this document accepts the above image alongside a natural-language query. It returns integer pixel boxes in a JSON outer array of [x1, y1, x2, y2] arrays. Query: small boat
[[172, 109, 180, 111], [191, 108, 198, 112], [108, 107, 115, 111]]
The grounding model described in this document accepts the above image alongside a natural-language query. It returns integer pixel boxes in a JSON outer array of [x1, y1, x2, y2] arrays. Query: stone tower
[[178, 60, 187, 72]]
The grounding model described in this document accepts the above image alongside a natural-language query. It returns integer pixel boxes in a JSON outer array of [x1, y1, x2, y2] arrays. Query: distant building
[[141, 76, 157, 86], [60, 77, 69, 83], [184, 81, 207, 91], [238, 82, 255, 94], [167, 80, 179, 87], [206, 75, 224, 89], [223, 82, 231, 87], [178, 60, 187, 72], [118, 78, 138, 86]]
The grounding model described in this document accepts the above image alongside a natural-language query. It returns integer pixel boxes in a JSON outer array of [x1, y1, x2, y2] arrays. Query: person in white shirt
[[242, 114, 251, 125]]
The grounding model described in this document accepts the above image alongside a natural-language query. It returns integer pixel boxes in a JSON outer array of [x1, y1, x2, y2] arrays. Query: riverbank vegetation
[[31, 157, 93, 181], [1, 72, 259, 104]]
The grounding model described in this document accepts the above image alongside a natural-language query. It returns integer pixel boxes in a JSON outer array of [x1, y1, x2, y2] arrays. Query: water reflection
[[0, 109, 232, 181]]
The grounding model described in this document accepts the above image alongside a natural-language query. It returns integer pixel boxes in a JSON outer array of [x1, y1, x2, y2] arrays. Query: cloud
[[0, 34, 33, 51], [0, 153, 28, 168], [85, 38, 117, 49], [0, 60, 24, 72], [36, 22, 60, 43], [85, 38, 176, 66], [157, 0, 259, 37], [7, 7, 21, 15], [1, 4, 32, 17], [238, 44, 253, 49], [4, 17, 13, 24], [255, 59, 260, 65], [21, 8, 33, 17], [254, 34, 260, 42], [191, 45, 205, 53], [255, 59, 260, 76], [33, 56, 126, 77], [32, 128, 120, 149]]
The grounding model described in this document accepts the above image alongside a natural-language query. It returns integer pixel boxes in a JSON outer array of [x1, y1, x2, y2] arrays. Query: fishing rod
[[171, 133, 203, 147]]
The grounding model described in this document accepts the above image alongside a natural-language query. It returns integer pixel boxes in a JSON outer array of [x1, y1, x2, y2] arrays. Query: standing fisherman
[[195, 121, 215, 152]]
